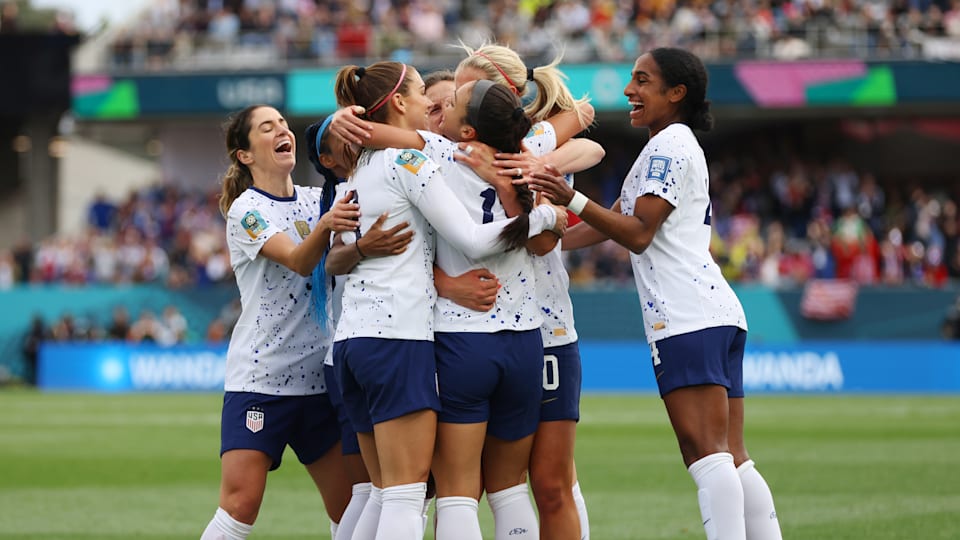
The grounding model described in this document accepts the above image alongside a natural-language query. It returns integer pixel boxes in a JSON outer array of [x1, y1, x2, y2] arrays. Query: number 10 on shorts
[[543, 354, 559, 391]]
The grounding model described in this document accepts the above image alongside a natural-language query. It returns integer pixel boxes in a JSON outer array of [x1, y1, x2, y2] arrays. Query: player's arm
[[328, 105, 425, 149], [524, 166, 673, 254], [434, 266, 501, 312], [260, 192, 359, 276], [562, 219, 610, 251], [545, 101, 595, 146], [325, 213, 415, 275]]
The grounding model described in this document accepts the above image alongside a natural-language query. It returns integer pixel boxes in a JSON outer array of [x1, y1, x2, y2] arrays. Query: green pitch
[[1, 391, 957, 539]]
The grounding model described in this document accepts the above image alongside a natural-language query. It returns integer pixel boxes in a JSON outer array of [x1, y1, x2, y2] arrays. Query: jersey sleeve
[[416, 129, 457, 167], [636, 133, 688, 208], [522, 121, 558, 158], [226, 198, 282, 261]]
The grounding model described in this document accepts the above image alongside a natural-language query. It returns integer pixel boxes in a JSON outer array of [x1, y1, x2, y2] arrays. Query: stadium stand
[[97, 0, 960, 71]]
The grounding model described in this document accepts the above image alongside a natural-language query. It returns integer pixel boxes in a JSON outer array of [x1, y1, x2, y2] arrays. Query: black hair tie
[[356, 66, 366, 78], [512, 107, 525, 120], [527, 67, 535, 81]]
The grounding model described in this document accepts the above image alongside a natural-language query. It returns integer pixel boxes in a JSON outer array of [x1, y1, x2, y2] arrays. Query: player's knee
[[531, 474, 574, 514], [220, 493, 262, 525], [676, 436, 727, 466]]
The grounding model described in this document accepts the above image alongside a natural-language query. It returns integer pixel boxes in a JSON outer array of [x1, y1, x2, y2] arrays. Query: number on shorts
[[543, 354, 560, 391], [650, 342, 661, 366], [480, 188, 496, 224]]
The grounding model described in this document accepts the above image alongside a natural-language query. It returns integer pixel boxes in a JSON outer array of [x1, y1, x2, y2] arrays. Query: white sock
[[487, 483, 539, 540], [200, 507, 253, 540], [435, 496, 482, 540], [336, 482, 372, 540], [687, 452, 746, 540], [738, 460, 783, 540], [375, 482, 427, 540], [350, 486, 383, 540], [331, 520, 339, 538], [572, 482, 590, 540]]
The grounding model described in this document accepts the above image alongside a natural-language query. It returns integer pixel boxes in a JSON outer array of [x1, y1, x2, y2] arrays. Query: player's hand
[[437, 268, 500, 312], [544, 200, 568, 237], [454, 142, 512, 190], [322, 191, 361, 232], [521, 164, 576, 206], [357, 212, 414, 257], [494, 143, 547, 179], [330, 106, 372, 146]]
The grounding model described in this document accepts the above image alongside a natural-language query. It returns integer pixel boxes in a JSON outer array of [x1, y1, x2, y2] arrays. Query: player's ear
[[668, 84, 687, 104], [237, 149, 253, 166]]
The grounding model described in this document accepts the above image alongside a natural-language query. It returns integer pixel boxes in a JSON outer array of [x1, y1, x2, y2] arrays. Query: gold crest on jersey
[[294, 220, 310, 239]]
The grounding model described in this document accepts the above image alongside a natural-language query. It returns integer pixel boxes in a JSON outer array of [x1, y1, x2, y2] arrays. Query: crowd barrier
[[39, 341, 960, 394]]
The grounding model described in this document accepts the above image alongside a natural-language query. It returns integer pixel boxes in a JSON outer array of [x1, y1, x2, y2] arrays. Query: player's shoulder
[[226, 189, 260, 219], [391, 148, 434, 177]]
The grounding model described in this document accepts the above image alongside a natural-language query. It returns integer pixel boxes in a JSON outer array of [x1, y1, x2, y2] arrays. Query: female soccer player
[[330, 61, 564, 540], [304, 116, 415, 540], [454, 43, 596, 540], [200, 105, 359, 540], [523, 48, 784, 540]]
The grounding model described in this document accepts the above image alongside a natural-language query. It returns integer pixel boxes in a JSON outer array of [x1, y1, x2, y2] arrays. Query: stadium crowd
[[106, 0, 960, 71], [1, 144, 957, 292]]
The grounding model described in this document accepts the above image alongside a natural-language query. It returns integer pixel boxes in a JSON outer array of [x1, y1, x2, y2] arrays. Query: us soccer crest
[[245, 409, 265, 433], [294, 220, 310, 239]]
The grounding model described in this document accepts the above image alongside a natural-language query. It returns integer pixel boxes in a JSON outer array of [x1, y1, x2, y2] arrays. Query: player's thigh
[[482, 433, 536, 493], [305, 441, 353, 522], [433, 421, 486, 498], [373, 409, 437, 487]]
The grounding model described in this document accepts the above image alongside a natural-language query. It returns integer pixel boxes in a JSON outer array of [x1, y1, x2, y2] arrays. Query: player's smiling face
[[439, 81, 475, 142], [426, 80, 454, 134], [624, 53, 684, 136], [242, 106, 295, 175], [399, 68, 433, 131]]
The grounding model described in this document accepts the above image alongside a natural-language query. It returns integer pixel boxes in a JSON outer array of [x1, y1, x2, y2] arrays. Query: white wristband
[[567, 190, 589, 216]]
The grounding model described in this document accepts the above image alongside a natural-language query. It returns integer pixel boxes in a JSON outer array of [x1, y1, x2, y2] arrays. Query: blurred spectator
[[88, 192, 117, 232], [161, 305, 189, 344], [21, 315, 47, 385], [0, 0, 19, 34], [101, 0, 960, 70], [0, 249, 14, 289], [942, 294, 960, 339], [107, 306, 131, 341]]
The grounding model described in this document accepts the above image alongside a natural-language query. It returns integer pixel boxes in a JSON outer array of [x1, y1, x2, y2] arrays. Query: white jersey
[[418, 131, 542, 333], [524, 122, 579, 347], [334, 147, 556, 342], [224, 185, 332, 395], [620, 123, 747, 343]]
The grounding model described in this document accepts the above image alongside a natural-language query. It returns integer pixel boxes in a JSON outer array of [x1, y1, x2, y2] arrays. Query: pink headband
[[473, 52, 521, 95], [366, 64, 408, 115]]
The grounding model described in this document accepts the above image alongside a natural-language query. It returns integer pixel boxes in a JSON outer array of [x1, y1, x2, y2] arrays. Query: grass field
[[1, 391, 958, 539]]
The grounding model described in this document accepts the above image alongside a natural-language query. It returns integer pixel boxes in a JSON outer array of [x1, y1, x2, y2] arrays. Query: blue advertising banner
[[580, 341, 960, 393], [39, 343, 228, 392], [38, 341, 960, 393]]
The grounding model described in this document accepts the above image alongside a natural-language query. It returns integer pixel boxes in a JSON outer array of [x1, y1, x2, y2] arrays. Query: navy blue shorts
[[651, 326, 746, 398], [541, 341, 582, 422], [435, 329, 544, 441], [333, 338, 441, 433], [220, 391, 341, 470], [324, 363, 360, 456]]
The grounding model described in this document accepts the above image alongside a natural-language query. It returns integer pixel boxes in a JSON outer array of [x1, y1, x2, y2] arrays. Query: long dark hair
[[649, 48, 714, 132], [218, 105, 262, 216], [466, 81, 536, 250]]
